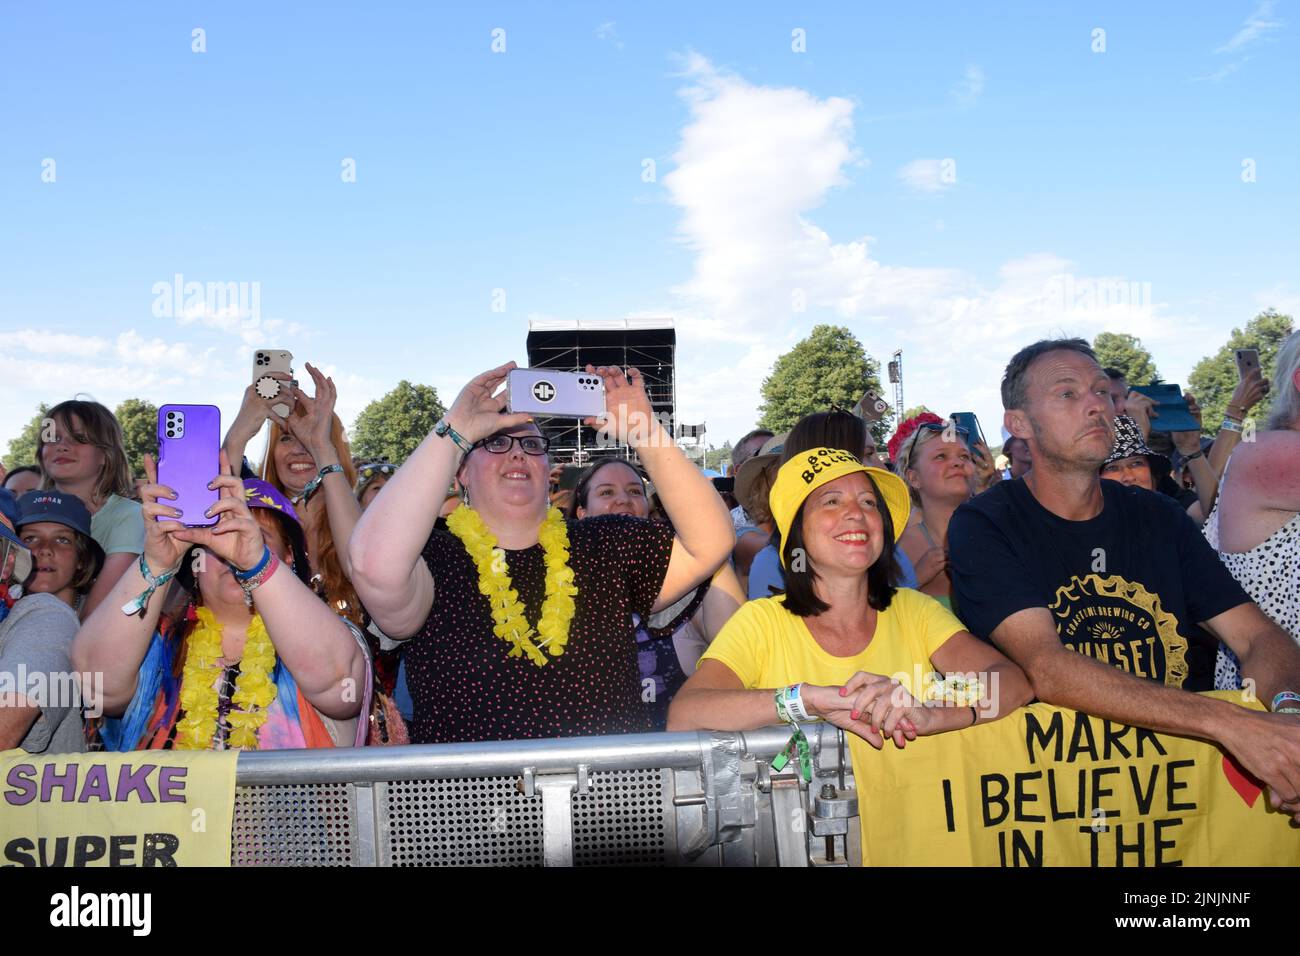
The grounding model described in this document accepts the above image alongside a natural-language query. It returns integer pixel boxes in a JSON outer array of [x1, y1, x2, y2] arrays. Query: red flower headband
[[886, 412, 945, 462]]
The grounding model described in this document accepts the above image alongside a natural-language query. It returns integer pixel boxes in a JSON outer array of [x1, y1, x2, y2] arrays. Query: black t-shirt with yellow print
[[948, 478, 1251, 691]]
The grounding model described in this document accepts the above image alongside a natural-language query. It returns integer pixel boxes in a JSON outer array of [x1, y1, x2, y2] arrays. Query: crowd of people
[[2, 333, 1299, 822]]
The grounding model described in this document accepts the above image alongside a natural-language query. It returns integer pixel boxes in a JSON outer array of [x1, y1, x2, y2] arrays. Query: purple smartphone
[[156, 404, 221, 527]]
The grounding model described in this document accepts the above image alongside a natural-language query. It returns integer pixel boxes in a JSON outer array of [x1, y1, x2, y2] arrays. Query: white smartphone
[[507, 368, 606, 418], [253, 349, 294, 419], [1235, 348, 1260, 381]]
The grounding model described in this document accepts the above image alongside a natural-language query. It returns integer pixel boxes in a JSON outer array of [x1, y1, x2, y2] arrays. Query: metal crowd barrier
[[231, 725, 860, 867]]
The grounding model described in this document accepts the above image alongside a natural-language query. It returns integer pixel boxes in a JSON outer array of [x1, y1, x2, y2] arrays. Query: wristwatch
[[434, 417, 473, 454]]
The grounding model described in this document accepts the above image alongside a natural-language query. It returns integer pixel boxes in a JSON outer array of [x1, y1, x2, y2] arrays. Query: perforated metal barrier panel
[[232, 783, 357, 866], [571, 769, 671, 866], [230, 728, 856, 867], [381, 777, 545, 867]]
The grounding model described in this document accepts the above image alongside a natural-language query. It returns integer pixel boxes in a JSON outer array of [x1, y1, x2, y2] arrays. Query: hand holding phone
[[580, 365, 660, 447], [253, 349, 295, 419], [507, 368, 606, 419], [1129, 384, 1200, 432], [156, 404, 221, 527]]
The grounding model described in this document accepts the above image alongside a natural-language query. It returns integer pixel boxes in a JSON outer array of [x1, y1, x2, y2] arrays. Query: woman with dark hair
[[36, 399, 144, 619], [669, 448, 1030, 763], [747, 409, 919, 600], [73, 454, 368, 750], [565, 457, 745, 729]]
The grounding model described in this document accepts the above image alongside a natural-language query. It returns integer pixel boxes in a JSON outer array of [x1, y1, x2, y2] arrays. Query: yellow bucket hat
[[769, 447, 911, 568]]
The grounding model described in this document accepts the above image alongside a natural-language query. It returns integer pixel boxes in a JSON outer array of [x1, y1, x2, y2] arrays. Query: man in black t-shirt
[[949, 337, 1300, 822]]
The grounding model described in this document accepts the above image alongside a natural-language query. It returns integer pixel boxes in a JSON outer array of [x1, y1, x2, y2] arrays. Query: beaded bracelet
[[236, 551, 280, 608]]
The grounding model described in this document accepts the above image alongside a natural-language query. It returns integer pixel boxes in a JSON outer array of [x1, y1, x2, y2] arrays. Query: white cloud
[[898, 158, 956, 194], [0, 330, 109, 358], [595, 21, 624, 50], [661, 57, 1194, 445], [1215, 0, 1282, 53], [951, 65, 985, 106]]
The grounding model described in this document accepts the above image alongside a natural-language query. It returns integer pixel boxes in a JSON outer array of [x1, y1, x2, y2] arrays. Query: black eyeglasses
[[472, 434, 550, 456]]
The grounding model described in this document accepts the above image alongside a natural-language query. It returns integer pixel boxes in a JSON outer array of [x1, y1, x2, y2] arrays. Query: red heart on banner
[[1221, 754, 1264, 808]]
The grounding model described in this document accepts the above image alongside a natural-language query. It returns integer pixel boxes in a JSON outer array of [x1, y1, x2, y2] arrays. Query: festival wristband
[[299, 463, 345, 503], [1182, 450, 1204, 463], [783, 683, 813, 723], [434, 417, 474, 455], [231, 545, 272, 581], [771, 686, 814, 783], [1220, 418, 1243, 433], [1271, 691, 1300, 712], [120, 554, 179, 618], [237, 551, 280, 608]]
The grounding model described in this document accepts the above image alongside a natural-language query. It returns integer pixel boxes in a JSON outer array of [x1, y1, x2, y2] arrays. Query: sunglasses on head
[[472, 434, 551, 456], [916, 421, 969, 438], [357, 463, 395, 480]]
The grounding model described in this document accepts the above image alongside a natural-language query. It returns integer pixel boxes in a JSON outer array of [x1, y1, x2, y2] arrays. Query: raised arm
[[191, 468, 365, 719], [584, 365, 733, 611], [348, 362, 532, 638], [73, 454, 193, 715], [283, 364, 363, 578], [222, 372, 292, 471]]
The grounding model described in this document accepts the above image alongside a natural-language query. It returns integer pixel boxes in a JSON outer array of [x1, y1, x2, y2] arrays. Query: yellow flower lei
[[446, 503, 579, 667], [174, 606, 279, 750]]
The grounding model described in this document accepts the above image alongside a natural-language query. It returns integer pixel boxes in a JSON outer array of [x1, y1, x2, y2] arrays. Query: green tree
[[1189, 309, 1294, 435], [1092, 332, 1160, 386], [758, 325, 891, 442], [3, 404, 51, 471], [704, 441, 733, 471], [900, 405, 934, 422], [115, 398, 159, 477], [351, 380, 446, 464]]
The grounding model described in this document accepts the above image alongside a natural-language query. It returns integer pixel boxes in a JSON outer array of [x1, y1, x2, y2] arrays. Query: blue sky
[[2, 1, 1297, 462]]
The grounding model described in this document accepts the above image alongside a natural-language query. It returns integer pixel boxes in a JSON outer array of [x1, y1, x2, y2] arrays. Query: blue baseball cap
[[16, 490, 106, 578]]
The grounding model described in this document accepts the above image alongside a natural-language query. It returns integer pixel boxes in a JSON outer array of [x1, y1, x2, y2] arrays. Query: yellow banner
[[0, 749, 238, 867], [854, 692, 1300, 866]]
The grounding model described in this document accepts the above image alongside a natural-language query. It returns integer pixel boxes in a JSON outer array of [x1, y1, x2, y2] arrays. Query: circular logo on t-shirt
[[1050, 574, 1188, 687]]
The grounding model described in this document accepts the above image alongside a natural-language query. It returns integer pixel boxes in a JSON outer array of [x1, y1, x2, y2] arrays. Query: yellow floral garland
[[446, 504, 578, 667], [174, 606, 279, 750]]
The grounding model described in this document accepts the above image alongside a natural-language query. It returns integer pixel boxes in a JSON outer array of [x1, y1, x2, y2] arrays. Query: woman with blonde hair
[[36, 399, 143, 618]]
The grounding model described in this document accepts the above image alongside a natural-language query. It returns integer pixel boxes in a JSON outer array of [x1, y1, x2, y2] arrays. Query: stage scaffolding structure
[[525, 319, 682, 466]]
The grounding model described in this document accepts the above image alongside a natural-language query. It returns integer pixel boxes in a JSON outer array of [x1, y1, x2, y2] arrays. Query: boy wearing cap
[[0, 490, 103, 753]]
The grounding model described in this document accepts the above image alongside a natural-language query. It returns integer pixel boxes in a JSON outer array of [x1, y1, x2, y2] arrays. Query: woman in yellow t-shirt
[[668, 447, 1031, 752]]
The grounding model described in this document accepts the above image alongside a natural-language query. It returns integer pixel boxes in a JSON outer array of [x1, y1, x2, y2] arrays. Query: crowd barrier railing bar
[[230, 725, 859, 867]]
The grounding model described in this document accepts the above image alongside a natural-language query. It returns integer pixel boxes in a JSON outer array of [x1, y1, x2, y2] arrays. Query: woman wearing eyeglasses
[[889, 413, 989, 612], [348, 362, 735, 743]]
